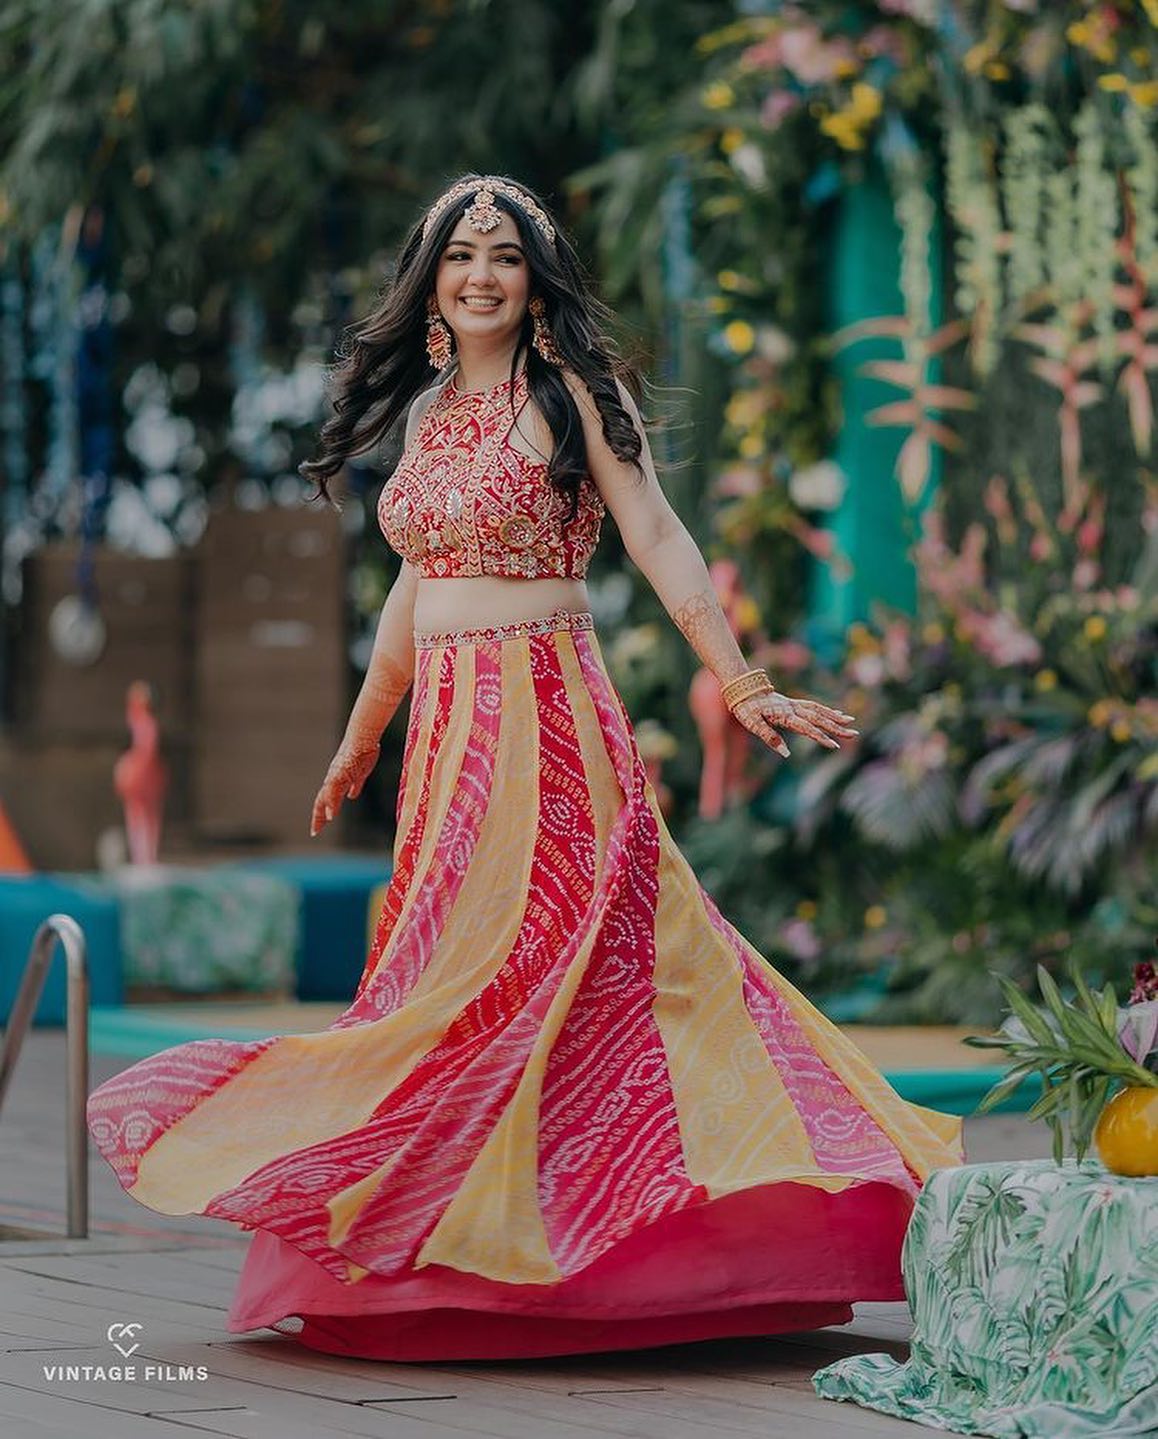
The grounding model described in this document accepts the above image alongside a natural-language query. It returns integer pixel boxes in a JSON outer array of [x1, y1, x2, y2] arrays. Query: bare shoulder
[[561, 368, 643, 437]]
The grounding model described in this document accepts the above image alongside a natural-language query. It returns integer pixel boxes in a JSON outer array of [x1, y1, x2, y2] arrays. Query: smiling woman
[[85, 173, 964, 1364]]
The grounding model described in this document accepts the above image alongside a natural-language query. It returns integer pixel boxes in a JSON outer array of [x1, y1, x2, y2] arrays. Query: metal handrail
[[0, 914, 89, 1237]]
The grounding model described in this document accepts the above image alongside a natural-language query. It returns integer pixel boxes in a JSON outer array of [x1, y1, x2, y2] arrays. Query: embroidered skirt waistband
[[413, 608, 596, 649]]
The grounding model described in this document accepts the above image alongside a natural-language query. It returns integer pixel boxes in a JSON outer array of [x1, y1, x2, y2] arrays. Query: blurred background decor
[[0, 0, 1154, 1026]]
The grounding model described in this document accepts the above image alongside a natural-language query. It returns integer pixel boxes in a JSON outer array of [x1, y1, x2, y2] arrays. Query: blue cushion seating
[[0, 875, 123, 1026]]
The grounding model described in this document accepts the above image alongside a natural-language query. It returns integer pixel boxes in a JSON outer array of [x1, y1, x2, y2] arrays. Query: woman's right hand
[[310, 741, 381, 837]]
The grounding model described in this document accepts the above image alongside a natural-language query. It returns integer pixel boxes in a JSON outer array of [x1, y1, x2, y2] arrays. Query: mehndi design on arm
[[671, 587, 749, 682]]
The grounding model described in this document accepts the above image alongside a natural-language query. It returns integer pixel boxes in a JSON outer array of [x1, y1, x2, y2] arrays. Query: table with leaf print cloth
[[813, 1158, 1157, 1438], [112, 867, 298, 996]]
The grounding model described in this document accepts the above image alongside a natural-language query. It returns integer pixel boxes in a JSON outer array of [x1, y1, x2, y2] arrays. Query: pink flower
[[762, 639, 814, 673], [960, 609, 1042, 667], [778, 23, 857, 84], [1130, 961, 1158, 1004], [742, 38, 783, 72], [798, 525, 836, 559], [883, 621, 912, 682], [780, 917, 822, 962], [760, 90, 801, 130], [1072, 557, 1100, 591], [850, 652, 886, 687], [714, 465, 763, 498], [860, 25, 905, 62], [1118, 997, 1158, 1071], [877, 0, 937, 20], [1077, 517, 1102, 555]]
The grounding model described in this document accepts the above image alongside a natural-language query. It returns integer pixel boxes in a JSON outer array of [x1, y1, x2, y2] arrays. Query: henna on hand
[[732, 691, 859, 758], [670, 586, 750, 683]]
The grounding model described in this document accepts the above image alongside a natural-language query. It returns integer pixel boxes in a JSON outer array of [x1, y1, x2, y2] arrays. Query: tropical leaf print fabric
[[813, 1157, 1158, 1437]]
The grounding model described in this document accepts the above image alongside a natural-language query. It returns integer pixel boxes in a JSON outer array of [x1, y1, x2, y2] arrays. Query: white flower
[[789, 460, 847, 511]]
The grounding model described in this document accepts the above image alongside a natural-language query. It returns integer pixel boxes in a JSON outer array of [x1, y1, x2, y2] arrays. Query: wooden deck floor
[[0, 1029, 1048, 1438]]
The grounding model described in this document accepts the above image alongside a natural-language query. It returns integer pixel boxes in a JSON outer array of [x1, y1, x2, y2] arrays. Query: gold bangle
[[720, 667, 776, 713]]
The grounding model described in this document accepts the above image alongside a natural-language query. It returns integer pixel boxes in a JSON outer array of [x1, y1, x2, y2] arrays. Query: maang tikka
[[425, 294, 453, 370]]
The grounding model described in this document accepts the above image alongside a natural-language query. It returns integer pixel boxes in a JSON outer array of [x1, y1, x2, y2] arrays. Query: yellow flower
[[964, 40, 994, 74], [984, 61, 1011, 81], [1130, 47, 1151, 67], [705, 295, 730, 314], [1098, 73, 1130, 92], [720, 127, 745, 154], [796, 899, 818, 921], [1034, 668, 1058, 692], [702, 81, 735, 111], [738, 433, 764, 459], [849, 83, 882, 121], [110, 86, 137, 118], [1066, 22, 1090, 46], [1088, 699, 1112, 728], [1129, 80, 1158, 107], [1110, 718, 1132, 743], [819, 113, 866, 151], [736, 596, 761, 631], [922, 622, 945, 645], [722, 320, 756, 354], [834, 57, 860, 80], [1084, 614, 1107, 640], [717, 269, 744, 291], [864, 905, 887, 930]]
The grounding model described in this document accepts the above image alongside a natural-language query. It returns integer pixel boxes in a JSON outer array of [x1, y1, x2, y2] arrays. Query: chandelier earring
[[425, 295, 454, 370], [529, 296, 562, 367]]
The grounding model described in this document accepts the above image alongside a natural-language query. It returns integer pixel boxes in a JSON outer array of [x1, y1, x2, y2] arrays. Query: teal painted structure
[[805, 163, 943, 662]]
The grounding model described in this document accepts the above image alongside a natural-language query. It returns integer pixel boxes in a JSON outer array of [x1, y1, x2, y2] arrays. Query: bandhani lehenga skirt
[[87, 608, 965, 1362]]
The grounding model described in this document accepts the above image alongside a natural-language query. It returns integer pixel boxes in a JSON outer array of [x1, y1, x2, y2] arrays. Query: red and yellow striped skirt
[[87, 608, 964, 1361]]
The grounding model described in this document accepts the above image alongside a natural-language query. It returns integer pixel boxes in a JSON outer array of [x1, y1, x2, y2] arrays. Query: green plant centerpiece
[[966, 960, 1158, 1174]]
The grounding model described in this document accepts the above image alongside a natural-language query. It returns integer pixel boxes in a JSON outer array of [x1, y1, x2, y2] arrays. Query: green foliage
[[964, 963, 1158, 1162]]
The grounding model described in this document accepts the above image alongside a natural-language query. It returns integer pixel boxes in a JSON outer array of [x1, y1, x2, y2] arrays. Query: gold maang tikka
[[422, 178, 557, 245]]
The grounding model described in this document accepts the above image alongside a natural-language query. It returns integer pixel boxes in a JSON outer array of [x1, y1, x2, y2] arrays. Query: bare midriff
[[412, 575, 591, 638]]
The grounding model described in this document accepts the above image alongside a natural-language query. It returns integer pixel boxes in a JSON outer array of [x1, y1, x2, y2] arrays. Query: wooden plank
[[572, 1387, 911, 1438], [157, 1337, 456, 1406], [3, 1253, 241, 1307], [0, 1381, 228, 1438], [0, 1272, 234, 1335], [0, 1350, 458, 1435]]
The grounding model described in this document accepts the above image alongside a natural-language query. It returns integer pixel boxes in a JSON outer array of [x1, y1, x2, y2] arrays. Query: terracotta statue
[[113, 681, 167, 865]]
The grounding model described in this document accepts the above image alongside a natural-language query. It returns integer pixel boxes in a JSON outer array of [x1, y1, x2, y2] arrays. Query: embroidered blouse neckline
[[446, 365, 528, 400]]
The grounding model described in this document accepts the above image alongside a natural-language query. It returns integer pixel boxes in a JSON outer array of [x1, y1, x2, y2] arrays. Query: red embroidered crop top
[[377, 367, 605, 580]]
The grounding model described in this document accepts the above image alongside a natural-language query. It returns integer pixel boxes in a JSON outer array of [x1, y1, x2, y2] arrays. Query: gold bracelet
[[720, 667, 776, 713]]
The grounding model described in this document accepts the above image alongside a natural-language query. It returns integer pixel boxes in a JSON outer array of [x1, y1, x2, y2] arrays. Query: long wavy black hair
[[299, 173, 644, 524]]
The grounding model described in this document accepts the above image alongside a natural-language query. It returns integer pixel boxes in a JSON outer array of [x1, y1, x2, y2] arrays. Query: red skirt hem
[[291, 1301, 857, 1362], [226, 1177, 908, 1361]]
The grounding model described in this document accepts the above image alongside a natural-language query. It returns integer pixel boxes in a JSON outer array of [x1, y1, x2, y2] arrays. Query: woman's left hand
[[730, 691, 858, 758]]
